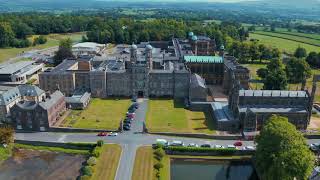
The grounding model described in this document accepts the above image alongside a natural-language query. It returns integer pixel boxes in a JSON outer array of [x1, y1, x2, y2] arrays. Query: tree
[[255, 115, 314, 180], [294, 47, 307, 58], [306, 51, 320, 67], [263, 59, 287, 90], [257, 68, 268, 79], [53, 38, 74, 65], [13, 23, 33, 39], [0, 22, 15, 47], [285, 57, 311, 83]]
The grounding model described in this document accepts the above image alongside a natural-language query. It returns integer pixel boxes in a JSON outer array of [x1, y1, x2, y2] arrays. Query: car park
[[170, 141, 184, 146], [201, 144, 211, 148], [97, 132, 107, 136], [108, 132, 118, 136], [187, 143, 199, 147]]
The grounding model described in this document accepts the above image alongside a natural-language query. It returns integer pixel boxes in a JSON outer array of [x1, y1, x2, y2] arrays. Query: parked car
[[127, 108, 136, 113], [126, 112, 136, 116], [227, 145, 236, 149], [108, 132, 118, 136], [132, 96, 137, 102], [131, 103, 139, 109], [170, 141, 184, 146], [124, 119, 132, 124], [201, 144, 211, 148], [310, 143, 320, 151], [97, 132, 107, 136], [126, 114, 135, 118], [242, 146, 255, 150], [123, 125, 131, 131], [156, 139, 168, 146], [187, 143, 199, 147], [124, 122, 131, 127], [214, 145, 224, 149], [233, 141, 243, 146]]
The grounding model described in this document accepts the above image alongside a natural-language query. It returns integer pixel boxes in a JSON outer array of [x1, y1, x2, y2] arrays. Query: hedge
[[166, 146, 238, 155]]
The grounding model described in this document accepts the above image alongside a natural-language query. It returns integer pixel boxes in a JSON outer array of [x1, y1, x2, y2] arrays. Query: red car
[[127, 114, 135, 118], [97, 132, 107, 136], [234, 141, 243, 146]]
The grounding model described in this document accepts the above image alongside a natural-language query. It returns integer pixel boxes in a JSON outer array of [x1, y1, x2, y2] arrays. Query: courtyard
[[146, 99, 216, 134], [61, 98, 131, 130]]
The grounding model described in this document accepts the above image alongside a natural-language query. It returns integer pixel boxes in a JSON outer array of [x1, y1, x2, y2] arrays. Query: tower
[[145, 44, 153, 69], [130, 43, 138, 63]]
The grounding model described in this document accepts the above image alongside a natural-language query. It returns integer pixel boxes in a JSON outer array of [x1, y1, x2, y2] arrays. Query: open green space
[[146, 99, 215, 134], [253, 31, 320, 47], [91, 144, 122, 180], [0, 32, 85, 63], [0, 146, 12, 163], [61, 98, 131, 130], [249, 33, 320, 54]]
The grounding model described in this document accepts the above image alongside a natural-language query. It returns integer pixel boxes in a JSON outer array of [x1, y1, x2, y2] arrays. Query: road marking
[[115, 144, 127, 180], [57, 135, 66, 143]]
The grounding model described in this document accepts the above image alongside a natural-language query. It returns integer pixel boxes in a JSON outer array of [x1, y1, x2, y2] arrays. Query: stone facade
[[11, 91, 66, 131]]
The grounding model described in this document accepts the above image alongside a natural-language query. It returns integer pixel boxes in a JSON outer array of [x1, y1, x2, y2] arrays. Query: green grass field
[[132, 146, 154, 180], [249, 33, 320, 54], [146, 99, 216, 134], [61, 98, 131, 130], [91, 144, 122, 180], [0, 32, 85, 63], [253, 31, 320, 46], [14, 143, 91, 155]]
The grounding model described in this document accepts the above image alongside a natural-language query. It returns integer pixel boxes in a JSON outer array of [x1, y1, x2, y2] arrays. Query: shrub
[[82, 166, 93, 176], [156, 171, 160, 178], [154, 162, 164, 170], [80, 175, 91, 180], [154, 148, 165, 159], [87, 157, 97, 166], [97, 140, 104, 147], [91, 146, 102, 157]]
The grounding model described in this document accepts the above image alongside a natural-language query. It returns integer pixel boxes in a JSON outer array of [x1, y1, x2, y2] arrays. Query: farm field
[[0, 32, 85, 63], [61, 98, 131, 130], [249, 33, 320, 54], [146, 99, 216, 134], [253, 31, 320, 46]]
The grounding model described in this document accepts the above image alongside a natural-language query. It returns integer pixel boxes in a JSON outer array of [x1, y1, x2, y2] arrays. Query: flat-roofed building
[[0, 61, 44, 83], [72, 42, 106, 57]]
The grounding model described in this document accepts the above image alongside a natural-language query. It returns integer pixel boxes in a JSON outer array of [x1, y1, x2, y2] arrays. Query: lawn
[[61, 98, 131, 130], [0, 32, 85, 63], [132, 146, 154, 180], [91, 144, 122, 180], [249, 33, 320, 54], [14, 143, 91, 155], [146, 99, 216, 134]]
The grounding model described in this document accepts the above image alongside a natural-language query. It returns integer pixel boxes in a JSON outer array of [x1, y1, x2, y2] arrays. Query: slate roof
[[0, 61, 34, 75], [184, 56, 223, 63], [65, 92, 91, 104], [18, 85, 45, 97], [239, 106, 308, 113], [190, 74, 206, 88], [239, 90, 308, 98], [39, 91, 64, 110]]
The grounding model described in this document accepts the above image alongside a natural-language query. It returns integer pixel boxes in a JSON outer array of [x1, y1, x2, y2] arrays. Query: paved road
[[14, 98, 320, 180]]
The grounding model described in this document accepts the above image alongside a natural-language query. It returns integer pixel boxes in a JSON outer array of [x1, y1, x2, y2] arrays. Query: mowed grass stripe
[[249, 33, 320, 53], [132, 146, 154, 180], [253, 31, 320, 47], [91, 144, 122, 180]]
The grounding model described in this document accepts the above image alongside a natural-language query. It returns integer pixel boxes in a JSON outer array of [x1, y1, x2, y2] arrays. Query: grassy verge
[[0, 144, 13, 163], [61, 98, 131, 130], [132, 146, 154, 180], [91, 144, 122, 180], [147, 99, 215, 134], [14, 143, 91, 155]]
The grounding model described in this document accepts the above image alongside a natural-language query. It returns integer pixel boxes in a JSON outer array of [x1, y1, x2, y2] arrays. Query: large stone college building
[[38, 33, 316, 132]]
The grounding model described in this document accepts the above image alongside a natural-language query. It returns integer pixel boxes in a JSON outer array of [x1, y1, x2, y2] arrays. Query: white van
[[156, 139, 168, 146], [170, 140, 184, 146]]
